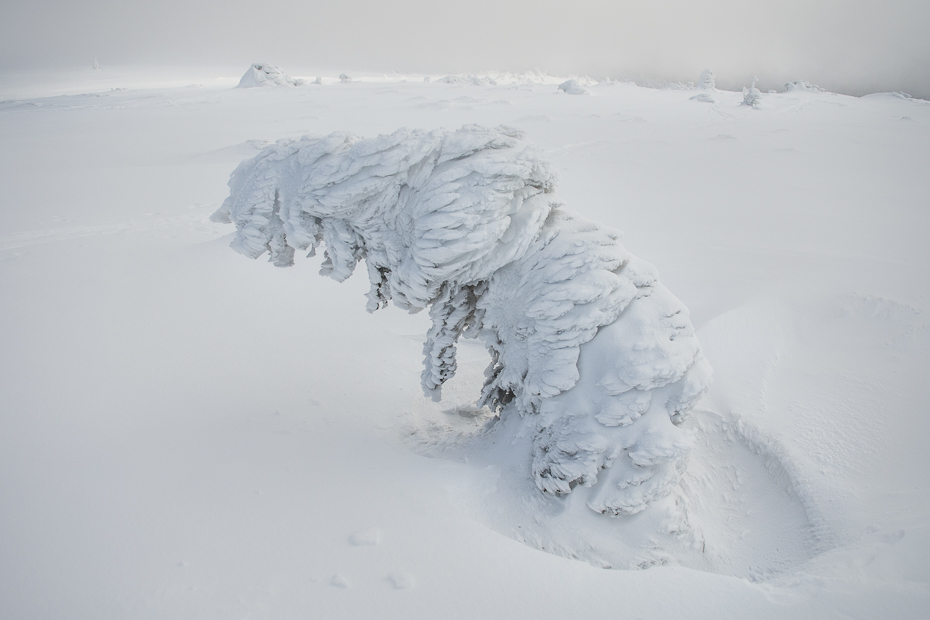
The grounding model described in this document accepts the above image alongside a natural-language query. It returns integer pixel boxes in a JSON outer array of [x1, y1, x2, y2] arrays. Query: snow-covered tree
[[742, 76, 761, 108], [698, 69, 715, 90], [236, 63, 305, 88], [212, 125, 712, 516]]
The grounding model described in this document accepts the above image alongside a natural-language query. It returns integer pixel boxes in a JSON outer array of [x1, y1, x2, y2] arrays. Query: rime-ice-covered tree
[[743, 76, 762, 107], [212, 125, 712, 516], [236, 63, 305, 88], [698, 69, 715, 90]]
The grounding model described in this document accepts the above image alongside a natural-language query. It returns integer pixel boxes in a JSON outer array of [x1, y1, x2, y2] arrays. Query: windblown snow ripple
[[212, 125, 713, 516]]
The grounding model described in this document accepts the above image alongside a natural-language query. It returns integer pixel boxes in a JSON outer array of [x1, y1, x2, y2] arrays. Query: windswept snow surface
[[1, 69, 929, 619]]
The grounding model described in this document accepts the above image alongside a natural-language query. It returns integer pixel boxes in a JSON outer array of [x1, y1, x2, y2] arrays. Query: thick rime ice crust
[[213, 125, 712, 515], [236, 63, 305, 88]]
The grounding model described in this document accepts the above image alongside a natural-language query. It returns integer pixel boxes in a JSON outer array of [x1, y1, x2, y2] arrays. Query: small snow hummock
[[742, 76, 762, 108], [339, 73, 353, 83], [236, 63, 306, 88], [213, 125, 712, 517], [558, 79, 589, 95]]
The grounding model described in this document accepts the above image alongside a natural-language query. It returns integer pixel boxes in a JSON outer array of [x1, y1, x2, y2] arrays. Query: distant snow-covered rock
[[339, 73, 353, 83], [785, 80, 825, 93], [213, 125, 712, 517], [236, 63, 305, 88], [558, 79, 589, 95]]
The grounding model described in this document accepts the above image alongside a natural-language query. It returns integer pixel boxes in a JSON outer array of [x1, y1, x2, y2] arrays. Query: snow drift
[[212, 125, 712, 516], [236, 63, 305, 88]]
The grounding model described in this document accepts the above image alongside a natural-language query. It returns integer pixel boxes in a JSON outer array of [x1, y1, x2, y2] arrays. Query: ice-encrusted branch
[[213, 125, 712, 516]]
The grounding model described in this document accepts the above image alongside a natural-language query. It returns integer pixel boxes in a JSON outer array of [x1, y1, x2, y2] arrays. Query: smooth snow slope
[[0, 70, 928, 619]]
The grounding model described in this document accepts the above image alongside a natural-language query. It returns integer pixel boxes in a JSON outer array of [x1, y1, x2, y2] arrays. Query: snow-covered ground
[[1, 68, 928, 619]]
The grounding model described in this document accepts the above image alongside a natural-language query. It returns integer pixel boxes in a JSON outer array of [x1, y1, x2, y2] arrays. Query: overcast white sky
[[3, 0, 929, 97]]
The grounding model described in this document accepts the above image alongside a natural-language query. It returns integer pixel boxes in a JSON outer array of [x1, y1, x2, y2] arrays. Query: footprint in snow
[[331, 574, 349, 588], [388, 572, 416, 589]]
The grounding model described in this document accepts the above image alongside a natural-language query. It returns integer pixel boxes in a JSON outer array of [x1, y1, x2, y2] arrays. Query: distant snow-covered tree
[[742, 76, 761, 108], [698, 69, 715, 90], [237, 64, 305, 88], [212, 125, 712, 517], [339, 73, 353, 83], [92, 59, 101, 71]]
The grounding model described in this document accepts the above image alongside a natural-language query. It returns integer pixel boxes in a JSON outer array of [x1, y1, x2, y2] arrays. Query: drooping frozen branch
[[213, 125, 712, 516]]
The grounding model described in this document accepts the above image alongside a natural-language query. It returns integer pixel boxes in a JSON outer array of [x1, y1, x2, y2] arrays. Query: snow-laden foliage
[[742, 76, 762, 108], [698, 69, 715, 90], [559, 79, 589, 95], [213, 125, 712, 516], [237, 64, 305, 88]]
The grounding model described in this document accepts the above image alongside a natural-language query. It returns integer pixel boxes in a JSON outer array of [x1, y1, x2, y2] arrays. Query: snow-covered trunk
[[213, 125, 712, 516]]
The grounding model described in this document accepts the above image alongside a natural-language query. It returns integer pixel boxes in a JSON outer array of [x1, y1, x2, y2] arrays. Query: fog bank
[[2, 0, 929, 98]]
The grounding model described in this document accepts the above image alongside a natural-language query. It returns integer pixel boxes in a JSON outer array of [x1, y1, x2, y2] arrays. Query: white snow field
[[1, 68, 928, 619]]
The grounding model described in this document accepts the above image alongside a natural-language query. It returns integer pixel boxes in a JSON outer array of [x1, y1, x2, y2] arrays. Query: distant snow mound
[[237, 64, 305, 88], [213, 125, 712, 517], [558, 79, 589, 95], [863, 91, 914, 100], [785, 80, 824, 93], [439, 74, 498, 86], [339, 73, 353, 83], [690, 93, 716, 103], [698, 69, 715, 90]]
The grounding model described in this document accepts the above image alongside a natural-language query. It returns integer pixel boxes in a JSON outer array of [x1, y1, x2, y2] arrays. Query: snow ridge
[[213, 125, 712, 516]]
